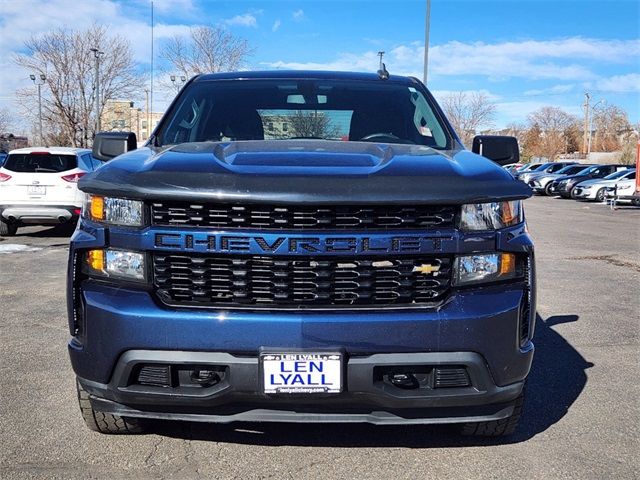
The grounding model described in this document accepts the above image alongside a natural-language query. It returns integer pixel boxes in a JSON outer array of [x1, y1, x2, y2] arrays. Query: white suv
[[0, 147, 102, 236]]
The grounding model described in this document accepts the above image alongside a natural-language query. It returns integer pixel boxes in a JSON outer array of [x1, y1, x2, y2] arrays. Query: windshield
[[533, 162, 554, 172], [156, 79, 451, 149], [4, 153, 77, 173], [518, 163, 542, 172], [557, 165, 588, 175], [603, 169, 632, 180]]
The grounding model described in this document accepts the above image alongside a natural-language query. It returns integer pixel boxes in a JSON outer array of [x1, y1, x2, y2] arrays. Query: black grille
[[434, 367, 470, 388], [153, 254, 452, 309], [136, 365, 172, 387], [150, 202, 456, 230]]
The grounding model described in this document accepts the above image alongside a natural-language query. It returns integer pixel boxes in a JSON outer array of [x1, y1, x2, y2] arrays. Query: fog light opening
[[389, 373, 420, 389], [190, 368, 221, 387]]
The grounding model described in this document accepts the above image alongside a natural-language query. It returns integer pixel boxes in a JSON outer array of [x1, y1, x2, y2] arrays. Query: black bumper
[[78, 350, 527, 425]]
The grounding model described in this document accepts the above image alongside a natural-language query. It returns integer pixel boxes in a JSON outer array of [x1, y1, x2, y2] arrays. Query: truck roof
[[195, 70, 419, 85]]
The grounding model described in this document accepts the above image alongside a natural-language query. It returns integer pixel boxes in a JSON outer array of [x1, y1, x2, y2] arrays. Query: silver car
[[573, 169, 636, 202], [529, 164, 594, 195]]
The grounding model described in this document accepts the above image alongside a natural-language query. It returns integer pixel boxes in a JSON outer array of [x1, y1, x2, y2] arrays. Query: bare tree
[[14, 25, 141, 147], [591, 104, 631, 152], [162, 26, 253, 77], [525, 107, 578, 160], [618, 122, 639, 165], [289, 111, 339, 139], [440, 91, 496, 147], [0, 107, 11, 133]]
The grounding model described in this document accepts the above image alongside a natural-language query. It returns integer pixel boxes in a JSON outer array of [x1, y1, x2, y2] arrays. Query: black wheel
[[76, 380, 145, 434], [543, 183, 554, 196], [460, 391, 524, 437], [595, 188, 606, 202], [0, 219, 17, 236], [632, 197, 640, 207], [570, 187, 580, 199]]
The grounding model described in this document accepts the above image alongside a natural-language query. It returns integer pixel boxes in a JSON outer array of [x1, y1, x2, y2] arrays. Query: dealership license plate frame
[[260, 351, 343, 395], [27, 185, 46, 196]]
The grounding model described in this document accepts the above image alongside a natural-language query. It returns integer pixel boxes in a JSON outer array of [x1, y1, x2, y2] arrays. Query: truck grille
[[150, 202, 456, 230], [153, 254, 452, 309]]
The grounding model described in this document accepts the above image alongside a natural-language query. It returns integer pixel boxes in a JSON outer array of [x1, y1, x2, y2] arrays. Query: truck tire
[[0, 219, 17, 236], [76, 380, 145, 434], [460, 391, 524, 436]]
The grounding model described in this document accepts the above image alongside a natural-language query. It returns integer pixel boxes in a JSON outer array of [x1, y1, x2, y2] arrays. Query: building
[[101, 100, 164, 142], [0, 134, 29, 152]]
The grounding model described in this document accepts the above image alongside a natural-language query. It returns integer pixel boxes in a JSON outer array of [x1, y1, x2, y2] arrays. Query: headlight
[[83, 194, 143, 226], [454, 253, 519, 286], [84, 249, 146, 281], [459, 201, 522, 231]]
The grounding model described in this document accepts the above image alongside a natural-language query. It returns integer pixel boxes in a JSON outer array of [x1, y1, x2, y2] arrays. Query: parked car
[[68, 70, 535, 436], [0, 152, 7, 167], [553, 164, 632, 198], [606, 179, 640, 206], [0, 147, 102, 236], [518, 161, 577, 185], [503, 163, 524, 175], [572, 169, 636, 202], [513, 162, 544, 179], [530, 164, 595, 196]]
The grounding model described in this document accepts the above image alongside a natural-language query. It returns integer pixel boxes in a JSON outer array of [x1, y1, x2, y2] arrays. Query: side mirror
[[92, 131, 137, 161], [472, 135, 520, 166]]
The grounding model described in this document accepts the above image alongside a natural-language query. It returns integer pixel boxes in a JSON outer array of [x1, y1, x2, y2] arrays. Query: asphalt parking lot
[[0, 196, 638, 480]]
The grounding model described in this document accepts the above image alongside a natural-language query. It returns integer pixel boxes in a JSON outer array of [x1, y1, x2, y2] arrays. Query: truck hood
[[80, 140, 531, 204]]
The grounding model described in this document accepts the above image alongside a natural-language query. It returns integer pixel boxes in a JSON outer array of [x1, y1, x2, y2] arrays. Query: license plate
[[261, 353, 342, 394], [27, 185, 46, 195]]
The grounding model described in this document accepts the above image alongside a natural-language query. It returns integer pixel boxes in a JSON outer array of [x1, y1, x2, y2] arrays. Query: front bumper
[[571, 187, 595, 199], [77, 350, 526, 425], [0, 204, 80, 224]]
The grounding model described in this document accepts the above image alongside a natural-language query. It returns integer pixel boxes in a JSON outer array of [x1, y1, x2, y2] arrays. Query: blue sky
[[1, 0, 638, 131]]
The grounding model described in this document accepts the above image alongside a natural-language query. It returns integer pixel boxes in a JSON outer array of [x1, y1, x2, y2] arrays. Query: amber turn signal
[[86, 249, 105, 272], [89, 195, 104, 221]]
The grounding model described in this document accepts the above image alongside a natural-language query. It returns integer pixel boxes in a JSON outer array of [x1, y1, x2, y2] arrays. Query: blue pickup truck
[[68, 70, 535, 436]]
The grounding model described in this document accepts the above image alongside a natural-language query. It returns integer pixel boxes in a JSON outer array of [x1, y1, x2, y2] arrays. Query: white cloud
[[264, 37, 640, 82], [224, 13, 258, 27], [596, 73, 640, 93], [495, 100, 582, 124], [272, 19, 281, 32], [150, 0, 196, 14], [292, 9, 305, 21], [524, 84, 575, 96], [431, 89, 502, 102]]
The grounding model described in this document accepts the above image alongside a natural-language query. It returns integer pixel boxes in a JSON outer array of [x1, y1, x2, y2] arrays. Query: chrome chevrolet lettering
[[154, 233, 451, 254]]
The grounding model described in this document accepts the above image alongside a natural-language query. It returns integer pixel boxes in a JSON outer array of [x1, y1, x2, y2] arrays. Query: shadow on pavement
[[14, 223, 76, 238], [149, 314, 592, 447]]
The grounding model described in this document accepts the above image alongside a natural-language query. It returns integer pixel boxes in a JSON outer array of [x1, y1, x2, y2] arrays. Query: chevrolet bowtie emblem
[[413, 264, 440, 275]]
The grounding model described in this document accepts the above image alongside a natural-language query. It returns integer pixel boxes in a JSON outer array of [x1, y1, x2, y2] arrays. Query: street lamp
[[30, 73, 46, 146], [90, 47, 105, 133], [423, 0, 432, 85], [587, 100, 604, 155], [170, 74, 187, 92]]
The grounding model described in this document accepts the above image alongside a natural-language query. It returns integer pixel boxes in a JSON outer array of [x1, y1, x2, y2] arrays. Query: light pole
[[423, 0, 432, 85], [587, 99, 604, 156], [90, 47, 105, 133], [170, 75, 187, 92], [29, 73, 46, 146]]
